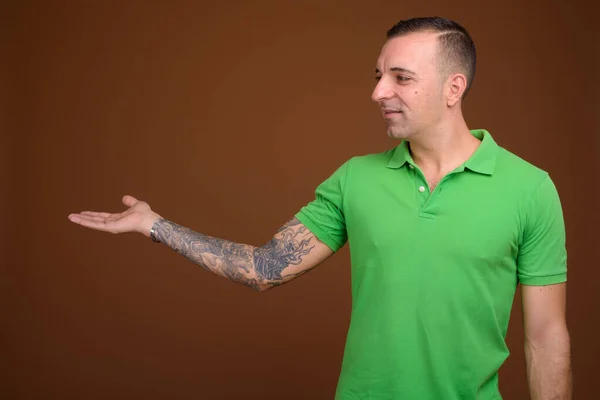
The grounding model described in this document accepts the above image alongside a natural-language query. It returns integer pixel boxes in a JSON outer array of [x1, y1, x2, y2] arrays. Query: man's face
[[372, 32, 446, 140]]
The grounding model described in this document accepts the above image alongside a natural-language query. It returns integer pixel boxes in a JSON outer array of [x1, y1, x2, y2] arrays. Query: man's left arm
[[517, 175, 571, 399], [522, 282, 572, 400]]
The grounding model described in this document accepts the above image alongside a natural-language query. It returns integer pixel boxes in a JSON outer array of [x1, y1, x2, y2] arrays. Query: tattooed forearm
[[151, 217, 317, 291]]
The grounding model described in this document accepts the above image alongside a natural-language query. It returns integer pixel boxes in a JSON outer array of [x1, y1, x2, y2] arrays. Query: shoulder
[[344, 147, 397, 172], [494, 145, 551, 189], [493, 145, 563, 223]]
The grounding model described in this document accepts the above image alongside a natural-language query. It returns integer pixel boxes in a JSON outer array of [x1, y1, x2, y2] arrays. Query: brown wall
[[3, 1, 598, 399]]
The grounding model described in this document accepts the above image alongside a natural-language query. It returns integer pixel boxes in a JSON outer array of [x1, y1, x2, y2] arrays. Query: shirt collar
[[386, 129, 498, 175]]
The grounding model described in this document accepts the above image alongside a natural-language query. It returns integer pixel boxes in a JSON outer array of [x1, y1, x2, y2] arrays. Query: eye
[[396, 76, 410, 82], [374, 76, 382, 81]]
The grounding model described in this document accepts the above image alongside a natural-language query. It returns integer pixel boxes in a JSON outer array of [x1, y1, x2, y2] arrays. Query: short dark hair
[[386, 17, 477, 97]]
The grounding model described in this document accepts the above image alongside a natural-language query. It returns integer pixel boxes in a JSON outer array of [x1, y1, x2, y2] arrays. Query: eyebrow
[[375, 67, 418, 76]]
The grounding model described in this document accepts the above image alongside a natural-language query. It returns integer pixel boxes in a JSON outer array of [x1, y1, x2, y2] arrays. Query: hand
[[68, 195, 162, 237]]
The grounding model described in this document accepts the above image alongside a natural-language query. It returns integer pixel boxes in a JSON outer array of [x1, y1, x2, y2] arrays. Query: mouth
[[382, 109, 403, 118]]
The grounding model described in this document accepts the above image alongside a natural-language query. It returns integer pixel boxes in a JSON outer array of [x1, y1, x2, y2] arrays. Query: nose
[[371, 77, 394, 103]]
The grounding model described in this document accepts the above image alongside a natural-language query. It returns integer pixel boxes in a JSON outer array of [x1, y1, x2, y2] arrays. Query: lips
[[382, 109, 403, 117]]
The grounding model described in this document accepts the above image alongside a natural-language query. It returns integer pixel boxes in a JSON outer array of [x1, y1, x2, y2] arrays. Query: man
[[68, 17, 572, 400]]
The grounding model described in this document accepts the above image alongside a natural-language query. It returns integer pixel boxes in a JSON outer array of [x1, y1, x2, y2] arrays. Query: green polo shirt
[[295, 129, 567, 400]]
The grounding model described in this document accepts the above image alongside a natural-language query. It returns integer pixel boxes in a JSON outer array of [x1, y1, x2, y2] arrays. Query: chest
[[344, 171, 522, 267]]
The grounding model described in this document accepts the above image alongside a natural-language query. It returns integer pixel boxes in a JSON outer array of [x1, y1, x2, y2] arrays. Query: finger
[[70, 214, 108, 223], [80, 211, 112, 218], [68, 214, 114, 232], [122, 195, 138, 207]]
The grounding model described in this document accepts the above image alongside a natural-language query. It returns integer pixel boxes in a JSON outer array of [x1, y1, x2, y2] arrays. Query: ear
[[446, 73, 468, 107]]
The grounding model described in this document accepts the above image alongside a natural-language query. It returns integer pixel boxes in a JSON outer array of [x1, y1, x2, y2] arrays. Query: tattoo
[[152, 217, 317, 291], [254, 223, 315, 281], [276, 218, 302, 233]]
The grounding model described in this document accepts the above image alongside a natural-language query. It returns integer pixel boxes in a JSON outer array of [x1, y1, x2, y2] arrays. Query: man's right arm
[[68, 195, 335, 291], [150, 216, 334, 292]]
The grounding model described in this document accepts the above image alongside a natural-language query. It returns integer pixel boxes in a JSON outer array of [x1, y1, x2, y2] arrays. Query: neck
[[408, 116, 480, 173]]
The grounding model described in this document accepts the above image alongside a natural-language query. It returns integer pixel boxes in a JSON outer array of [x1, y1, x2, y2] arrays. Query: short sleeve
[[517, 175, 567, 285], [295, 161, 350, 252]]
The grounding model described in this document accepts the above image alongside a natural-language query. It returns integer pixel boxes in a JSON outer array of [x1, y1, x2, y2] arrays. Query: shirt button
[[409, 165, 414, 169], [418, 185, 425, 192]]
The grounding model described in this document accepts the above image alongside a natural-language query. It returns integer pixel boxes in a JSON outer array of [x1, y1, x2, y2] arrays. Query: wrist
[[140, 211, 162, 238]]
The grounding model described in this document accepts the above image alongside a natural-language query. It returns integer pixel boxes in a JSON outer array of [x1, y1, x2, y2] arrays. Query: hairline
[[387, 30, 469, 89]]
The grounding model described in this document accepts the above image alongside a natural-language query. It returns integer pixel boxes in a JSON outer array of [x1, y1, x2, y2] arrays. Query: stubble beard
[[386, 121, 411, 140]]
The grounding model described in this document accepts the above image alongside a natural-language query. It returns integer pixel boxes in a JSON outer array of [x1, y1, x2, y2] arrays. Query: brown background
[[2, 0, 598, 399]]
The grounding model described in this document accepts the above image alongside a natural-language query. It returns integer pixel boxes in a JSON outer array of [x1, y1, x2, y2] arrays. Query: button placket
[[410, 165, 430, 213]]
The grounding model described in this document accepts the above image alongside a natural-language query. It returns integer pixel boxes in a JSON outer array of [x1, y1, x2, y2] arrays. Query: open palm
[[68, 195, 157, 235]]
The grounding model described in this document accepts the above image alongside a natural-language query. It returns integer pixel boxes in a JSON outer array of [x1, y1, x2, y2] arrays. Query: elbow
[[242, 278, 273, 293], [255, 281, 276, 293], [253, 278, 283, 293], [256, 284, 270, 293], [525, 323, 570, 349]]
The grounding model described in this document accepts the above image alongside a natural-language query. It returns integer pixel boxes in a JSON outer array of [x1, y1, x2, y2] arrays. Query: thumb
[[122, 195, 138, 207]]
